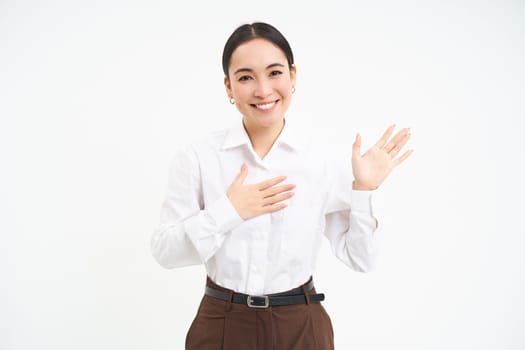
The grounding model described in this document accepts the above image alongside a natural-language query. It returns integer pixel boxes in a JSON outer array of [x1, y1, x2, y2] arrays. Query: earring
[[291, 87, 296, 94], [229, 98, 235, 104]]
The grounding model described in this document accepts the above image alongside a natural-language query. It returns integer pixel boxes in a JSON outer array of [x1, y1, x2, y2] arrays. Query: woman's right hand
[[227, 163, 295, 220]]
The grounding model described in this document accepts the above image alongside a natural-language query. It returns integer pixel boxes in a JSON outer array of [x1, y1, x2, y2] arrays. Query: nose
[[253, 78, 272, 98]]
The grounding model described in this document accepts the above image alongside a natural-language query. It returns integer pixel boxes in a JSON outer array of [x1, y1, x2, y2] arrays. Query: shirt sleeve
[[150, 146, 243, 269], [323, 156, 383, 272]]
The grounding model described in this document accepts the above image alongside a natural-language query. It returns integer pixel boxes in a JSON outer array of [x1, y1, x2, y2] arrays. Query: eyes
[[237, 70, 283, 82]]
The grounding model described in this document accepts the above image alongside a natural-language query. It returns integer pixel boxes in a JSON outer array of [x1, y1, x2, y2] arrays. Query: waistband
[[204, 276, 325, 308]]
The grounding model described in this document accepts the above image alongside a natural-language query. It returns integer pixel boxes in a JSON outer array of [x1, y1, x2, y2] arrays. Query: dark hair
[[222, 22, 294, 79]]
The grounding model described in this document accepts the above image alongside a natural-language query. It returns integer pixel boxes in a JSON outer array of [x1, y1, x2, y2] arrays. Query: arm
[[150, 150, 294, 269], [325, 125, 413, 272], [324, 159, 382, 272], [150, 146, 242, 268]]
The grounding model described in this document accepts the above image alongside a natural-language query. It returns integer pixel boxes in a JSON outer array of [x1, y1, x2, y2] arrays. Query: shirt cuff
[[206, 194, 244, 234], [350, 189, 374, 214]]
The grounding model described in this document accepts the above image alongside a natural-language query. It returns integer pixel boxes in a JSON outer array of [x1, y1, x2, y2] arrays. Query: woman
[[151, 22, 412, 349]]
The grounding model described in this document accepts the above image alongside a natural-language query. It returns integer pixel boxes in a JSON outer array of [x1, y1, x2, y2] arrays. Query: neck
[[243, 118, 285, 159]]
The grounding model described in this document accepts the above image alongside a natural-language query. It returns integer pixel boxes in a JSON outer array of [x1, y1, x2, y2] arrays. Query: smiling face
[[225, 38, 296, 132]]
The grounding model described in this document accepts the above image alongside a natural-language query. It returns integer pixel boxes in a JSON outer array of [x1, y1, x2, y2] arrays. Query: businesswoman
[[151, 22, 412, 349]]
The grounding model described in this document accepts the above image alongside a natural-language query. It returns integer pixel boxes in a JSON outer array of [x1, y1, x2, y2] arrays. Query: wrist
[[352, 180, 377, 191]]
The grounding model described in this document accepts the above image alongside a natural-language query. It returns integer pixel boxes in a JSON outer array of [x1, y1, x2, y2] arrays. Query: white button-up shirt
[[151, 118, 382, 295]]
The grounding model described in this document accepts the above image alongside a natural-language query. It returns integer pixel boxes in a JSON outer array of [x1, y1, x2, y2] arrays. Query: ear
[[224, 76, 233, 98], [289, 64, 297, 87]]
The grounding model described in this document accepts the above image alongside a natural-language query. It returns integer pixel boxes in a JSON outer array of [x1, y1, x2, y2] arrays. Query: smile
[[252, 100, 279, 110]]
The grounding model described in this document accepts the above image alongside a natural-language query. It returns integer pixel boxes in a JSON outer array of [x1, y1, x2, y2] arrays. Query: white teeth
[[255, 101, 276, 110]]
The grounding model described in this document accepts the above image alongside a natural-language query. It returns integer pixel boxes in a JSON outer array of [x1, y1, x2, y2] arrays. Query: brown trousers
[[185, 277, 334, 350]]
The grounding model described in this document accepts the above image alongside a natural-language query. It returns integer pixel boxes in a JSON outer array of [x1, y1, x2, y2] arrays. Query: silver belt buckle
[[247, 295, 269, 308]]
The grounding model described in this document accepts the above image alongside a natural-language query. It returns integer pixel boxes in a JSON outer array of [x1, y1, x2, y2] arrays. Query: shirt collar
[[221, 117, 303, 152]]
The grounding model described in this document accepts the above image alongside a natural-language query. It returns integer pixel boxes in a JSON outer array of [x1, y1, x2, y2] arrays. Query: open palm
[[352, 125, 413, 190]]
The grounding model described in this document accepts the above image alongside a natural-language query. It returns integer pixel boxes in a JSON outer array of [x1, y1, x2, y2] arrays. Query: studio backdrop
[[3, 0, 524, 349]]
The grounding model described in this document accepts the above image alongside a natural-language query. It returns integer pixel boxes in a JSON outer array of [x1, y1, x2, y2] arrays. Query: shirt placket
[[246, 163, 272, 295]]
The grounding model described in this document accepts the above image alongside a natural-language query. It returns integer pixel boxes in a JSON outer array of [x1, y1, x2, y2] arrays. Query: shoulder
[[188, 126, 231, 157], [171, 125, 232, 164]]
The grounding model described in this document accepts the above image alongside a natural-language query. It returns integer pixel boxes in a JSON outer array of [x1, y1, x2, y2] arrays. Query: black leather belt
[[204, 279, 325, 309]]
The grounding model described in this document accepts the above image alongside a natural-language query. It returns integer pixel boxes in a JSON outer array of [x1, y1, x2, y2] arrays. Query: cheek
[[277, 81, 293, 97], [231, 83, 252, 99]]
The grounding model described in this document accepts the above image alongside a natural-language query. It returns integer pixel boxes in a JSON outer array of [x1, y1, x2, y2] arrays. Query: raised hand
[[227, 163, 295, 220], [351, 124, 413, 191]]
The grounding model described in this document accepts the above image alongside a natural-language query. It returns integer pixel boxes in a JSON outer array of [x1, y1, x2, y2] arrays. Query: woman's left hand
[[351, 124, 413, 191]]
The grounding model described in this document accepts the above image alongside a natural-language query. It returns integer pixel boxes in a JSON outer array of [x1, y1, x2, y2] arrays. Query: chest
[[198, 146, 329, 225]]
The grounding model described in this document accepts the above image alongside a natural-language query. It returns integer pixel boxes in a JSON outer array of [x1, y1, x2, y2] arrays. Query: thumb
[[352, 133, 362, 158], [234, 163, 248, 185]]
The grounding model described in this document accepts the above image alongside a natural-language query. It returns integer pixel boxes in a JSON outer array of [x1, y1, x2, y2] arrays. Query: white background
[[3, 0, 524, 349]]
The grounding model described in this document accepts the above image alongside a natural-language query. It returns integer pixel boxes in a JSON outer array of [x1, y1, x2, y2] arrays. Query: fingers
[[228, 166, 293, 219], [262, 183, 296, 198], [393, 149, 414, 167], [383, 128, 409, 152], [374, 124, 396, 148], [352, 133, 362, 158], [263, 190, 295, 206], [260, 180, 295, 207], [387, 129, 411, 157], [233, 163, 248, 185], [261, 203, 288, 214], [257, 175, 288, 191]]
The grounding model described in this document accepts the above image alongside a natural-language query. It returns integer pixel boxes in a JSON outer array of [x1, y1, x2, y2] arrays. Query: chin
[[257, 115, 284, 128]]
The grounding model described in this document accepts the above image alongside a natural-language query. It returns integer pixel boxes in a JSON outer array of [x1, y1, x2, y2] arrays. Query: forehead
[[229, 38, 288, 72]]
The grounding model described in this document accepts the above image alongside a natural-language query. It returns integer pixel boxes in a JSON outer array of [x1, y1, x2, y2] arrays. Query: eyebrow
[[233, 63, 286, 75]]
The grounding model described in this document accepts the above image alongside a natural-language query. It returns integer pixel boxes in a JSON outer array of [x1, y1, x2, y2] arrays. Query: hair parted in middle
[[222, 22, 295, 79]]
